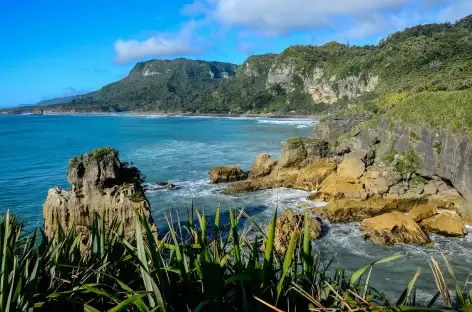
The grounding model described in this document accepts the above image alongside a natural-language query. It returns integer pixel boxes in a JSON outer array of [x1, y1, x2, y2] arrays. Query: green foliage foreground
[[1, 209, 471, 311]]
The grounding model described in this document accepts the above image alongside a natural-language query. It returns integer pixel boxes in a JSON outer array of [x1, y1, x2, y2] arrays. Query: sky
[[0, 0, 471, 107]]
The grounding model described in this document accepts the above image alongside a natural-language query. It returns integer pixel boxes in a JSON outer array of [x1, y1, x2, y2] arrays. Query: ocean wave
[[256, 118, 316, 125]]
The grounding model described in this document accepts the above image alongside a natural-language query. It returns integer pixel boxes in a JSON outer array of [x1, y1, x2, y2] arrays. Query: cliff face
[[43, 148, 156, 238], [359, 119, 472, 206], [266, 64, 378, 104], [323, 118, 472, 215]]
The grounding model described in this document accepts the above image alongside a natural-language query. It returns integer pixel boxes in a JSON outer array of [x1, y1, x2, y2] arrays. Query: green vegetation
[[382, 148, 421, 176], [434, 139, 442, 156], [410, 175, 427, 185], [381, 91, 472, 137], [409, 131, 419, 143], [130, 189, 145, 202], [382, 147, 398, 164], [4, 15, 472, 115], [396, 149, 421, 176], [285, 136, 324, 147], [89, 147, 118, 161], [1, 209, 470, 311]]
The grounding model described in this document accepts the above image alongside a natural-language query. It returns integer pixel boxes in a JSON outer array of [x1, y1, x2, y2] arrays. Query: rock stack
[[42, 147, 157, 240]]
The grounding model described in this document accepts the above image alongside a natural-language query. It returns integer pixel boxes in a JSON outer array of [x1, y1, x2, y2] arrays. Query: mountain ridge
[[4, 14, 472, 115]]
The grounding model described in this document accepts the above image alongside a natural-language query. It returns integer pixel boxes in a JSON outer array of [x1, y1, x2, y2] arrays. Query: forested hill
[[5, 14, 472, 115]]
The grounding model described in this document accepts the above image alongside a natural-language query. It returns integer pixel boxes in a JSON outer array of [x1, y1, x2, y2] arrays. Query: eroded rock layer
[[43, 147, 157, 239]]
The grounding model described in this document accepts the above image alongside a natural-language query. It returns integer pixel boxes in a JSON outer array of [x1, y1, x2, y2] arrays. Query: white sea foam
[[256, 118, 316, 125]]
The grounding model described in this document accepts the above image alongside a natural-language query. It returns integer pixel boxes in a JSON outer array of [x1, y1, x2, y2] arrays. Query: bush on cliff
[[1, 209, 470, 311]]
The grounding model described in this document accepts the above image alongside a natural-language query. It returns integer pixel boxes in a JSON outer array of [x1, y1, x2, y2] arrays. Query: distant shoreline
[[2, 110, 324, 120]]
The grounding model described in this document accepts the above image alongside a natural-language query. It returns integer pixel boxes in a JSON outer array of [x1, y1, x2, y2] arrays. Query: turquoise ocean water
[[0, 114, 470, 302]]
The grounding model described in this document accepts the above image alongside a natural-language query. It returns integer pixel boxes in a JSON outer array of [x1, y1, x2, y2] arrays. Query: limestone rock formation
[[313, 197, 423, 223], [420, 213, 468, 237], [337, 152, 366, 179], [314, 113, 371, 142], [360, 212, 431, 245], [268, 209, 323, 254], [292, 159, 337, 190], [408, 204, 437, 222], [43, 147, 157, 239], [336, 118, 472, 217], [279, 137, 329, 168], [208, 165, 248, 184], [249, 153, 278, 178]]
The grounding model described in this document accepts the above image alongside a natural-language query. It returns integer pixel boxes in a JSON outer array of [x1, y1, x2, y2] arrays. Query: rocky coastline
[[209, 118, 471, 247]]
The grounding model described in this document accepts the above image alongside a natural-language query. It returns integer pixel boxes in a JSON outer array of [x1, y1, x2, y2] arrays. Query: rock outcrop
[[339, 118, 472, 216], [314, 113, 371, 143], [268, 209, 323, 254], [43, 147, 157, 239], [408, 204, 437, 222], [249, 153, 278, 178], [314, 197, 423, 223], [208, 165, 248, 184], [279, 138, 329, 168], [420, 213, 468, 237], [360, 212, 431, 245]]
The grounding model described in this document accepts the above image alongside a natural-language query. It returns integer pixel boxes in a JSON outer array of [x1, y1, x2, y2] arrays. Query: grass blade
[[396, 271, 420, 306]]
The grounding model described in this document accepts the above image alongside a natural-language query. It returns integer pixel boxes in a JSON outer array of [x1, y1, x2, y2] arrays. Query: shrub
[[0, 208, 470, 311]]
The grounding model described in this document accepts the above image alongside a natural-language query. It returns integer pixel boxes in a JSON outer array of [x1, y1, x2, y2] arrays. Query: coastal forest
[[5, 14, 472, 116]]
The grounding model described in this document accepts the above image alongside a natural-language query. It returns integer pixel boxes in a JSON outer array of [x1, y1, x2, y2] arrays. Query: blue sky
[[0, 0, 471, 107]]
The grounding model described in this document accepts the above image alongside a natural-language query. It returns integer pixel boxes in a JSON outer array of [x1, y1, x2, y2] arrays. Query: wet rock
[[208, 165, 248, 184], [225, 176, 280, 194], [43, 147, 157, 239], [249, 153, 278, 178], [420, 213, 468, 237], [360, 211, 431, 245], [408, 204, 438, 221], [313, 197, 424, 223], [267, 209, 323, 254]]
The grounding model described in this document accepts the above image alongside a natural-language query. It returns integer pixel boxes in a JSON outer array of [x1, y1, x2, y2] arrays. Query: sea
[[0, 113, 471, 303]]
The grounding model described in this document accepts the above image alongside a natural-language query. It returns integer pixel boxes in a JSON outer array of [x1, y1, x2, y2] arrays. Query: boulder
[[225, 176, 280, 194], [292, 159, 337, 190], [314, 173, 367, 201], [408, 204, 437, 221], [208, 165, 248, 184], [279, 137, 329, 168], [313, 197, 424, 223], [429, 188, 464, 210], [249, 153, 278, 178], [360, 212, 431, 245], [267, 209, 323, 254], [423, 183, 438, 195], [337, 152, 366, 179], [43, 147, 157, 240], [363, 175, 389, 196], [420, 213, 468, 237]]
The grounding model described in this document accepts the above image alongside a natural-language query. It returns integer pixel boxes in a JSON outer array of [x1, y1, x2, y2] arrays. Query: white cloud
[[114, 0, 472, 63], [437, 0, 472, 22], [114, 22, 202, 63], [212, 0, 411, 33]]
